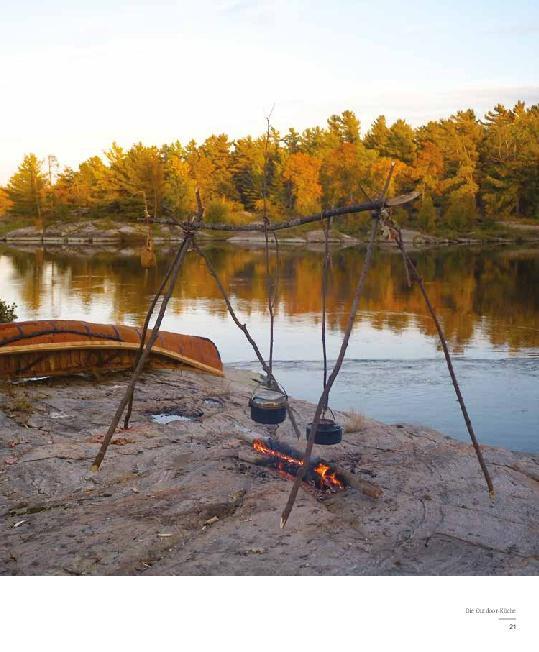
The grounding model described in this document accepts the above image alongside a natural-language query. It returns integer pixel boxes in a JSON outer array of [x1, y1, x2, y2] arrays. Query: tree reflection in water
[[2, 243, 538, 354]]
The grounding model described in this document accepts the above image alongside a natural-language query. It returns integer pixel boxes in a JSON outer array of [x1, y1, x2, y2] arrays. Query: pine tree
[[103, 143, 165, 217], [192, 134, 236, 201], [283, 128, 301, 154], [163, 155, 196, 217], [123, 144, 165, 218], [7, 154, 48, 226], [326, 111, 361, 147], [52, 157, 110, 216], [386, 119, 416, 164], [364, 115, 389, 153], [230, 136, 266, 211], [480, 102, 539, 219], [282, 152, 322, 214], [339, 110, 361, 144]]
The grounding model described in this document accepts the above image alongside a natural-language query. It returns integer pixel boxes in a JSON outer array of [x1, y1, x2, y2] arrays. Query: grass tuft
[[344, 410, 365, 433]]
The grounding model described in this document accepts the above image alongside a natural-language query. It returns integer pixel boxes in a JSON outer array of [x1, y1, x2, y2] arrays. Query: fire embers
[[252, 438, 345, 493]]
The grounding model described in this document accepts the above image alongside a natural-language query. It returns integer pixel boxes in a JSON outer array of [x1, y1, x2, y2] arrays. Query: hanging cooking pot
[[306, 418, 343, 445], [249, 387, 287, 425]]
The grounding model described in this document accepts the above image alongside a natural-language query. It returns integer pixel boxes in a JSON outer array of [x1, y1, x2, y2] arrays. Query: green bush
[[418, 195, 437, 232], [444, 194, 477, 230], [0, 299, 17, 323], [391, 206, 410, 228], [204, 198, 250, 226], [205, 199, 231, 224]]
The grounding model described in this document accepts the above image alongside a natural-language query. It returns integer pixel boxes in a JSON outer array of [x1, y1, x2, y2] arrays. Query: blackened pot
[[306, 419, 343, 445], [250, 403, 287, 425], [249, 388, 287, 425]]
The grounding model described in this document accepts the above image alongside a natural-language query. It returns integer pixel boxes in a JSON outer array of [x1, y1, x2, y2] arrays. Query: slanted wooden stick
[[377, 212, 494, 496], [400, 245, 494, 496], [280, 213, 381, 527], [123, 251, 178, 429], [91, 234, 192, 470], [124, 191, 205, 431], [280, 163, 395, 528], [192, 240, 302, 440]]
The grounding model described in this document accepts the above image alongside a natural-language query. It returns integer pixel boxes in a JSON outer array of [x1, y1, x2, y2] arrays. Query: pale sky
[[1, 0, 538, 183]]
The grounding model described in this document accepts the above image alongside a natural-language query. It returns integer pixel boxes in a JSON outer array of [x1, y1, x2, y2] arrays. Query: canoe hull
[[0, 320, 224, 380]]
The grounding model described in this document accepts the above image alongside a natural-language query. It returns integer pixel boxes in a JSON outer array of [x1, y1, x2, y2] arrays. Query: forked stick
[[280, 163, 395, 527], [91, 234, 192, 470]]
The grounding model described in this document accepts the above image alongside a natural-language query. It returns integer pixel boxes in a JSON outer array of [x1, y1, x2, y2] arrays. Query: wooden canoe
[[0, 320, 224, 380]]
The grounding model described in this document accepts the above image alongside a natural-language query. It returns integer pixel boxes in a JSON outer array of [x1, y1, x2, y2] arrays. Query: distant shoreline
[[1, 218, 539, 249]]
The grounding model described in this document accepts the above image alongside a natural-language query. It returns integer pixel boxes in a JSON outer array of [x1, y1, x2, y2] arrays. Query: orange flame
[[313, 462, 344, 489], [252, 439, 344, 490], [253, 439, 303, 467]]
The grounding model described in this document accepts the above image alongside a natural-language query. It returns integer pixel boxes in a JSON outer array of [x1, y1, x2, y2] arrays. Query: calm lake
[[1, 242, 538, 453]]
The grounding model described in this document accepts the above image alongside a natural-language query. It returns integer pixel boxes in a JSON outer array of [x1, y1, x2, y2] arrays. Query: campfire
[[252, 438, 345, 493]]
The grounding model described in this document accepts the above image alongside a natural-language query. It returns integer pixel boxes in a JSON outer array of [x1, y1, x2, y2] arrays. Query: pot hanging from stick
[[249, 387, 287, 425], [306, 418, 343, 445]]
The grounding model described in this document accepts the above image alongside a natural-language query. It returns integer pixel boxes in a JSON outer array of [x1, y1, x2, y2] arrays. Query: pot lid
[[250, 387, 287, 409]]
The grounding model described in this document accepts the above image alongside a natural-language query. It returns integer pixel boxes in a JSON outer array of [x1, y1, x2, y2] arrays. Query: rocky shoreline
[[2, 219, 538, 248], [1, 367, 537, 576]]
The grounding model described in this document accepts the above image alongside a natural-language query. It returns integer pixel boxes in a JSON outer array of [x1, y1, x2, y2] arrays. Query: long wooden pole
[[91, 234, 192, 470], [280, 163, 395, 527], [280, 214, 380, 527], [400, 245, 495, 496], [123, 191, 204, 431], [123, 251, 178, 429], [321, 216, 330, 412], [376, 211, 494, 496], [262, 116, 276, 376], [148, 192, 419, 233]]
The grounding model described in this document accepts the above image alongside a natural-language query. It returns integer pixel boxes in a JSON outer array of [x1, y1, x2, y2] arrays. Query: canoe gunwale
[[0, 341, 224, 377], [0, 328, 123, 348]]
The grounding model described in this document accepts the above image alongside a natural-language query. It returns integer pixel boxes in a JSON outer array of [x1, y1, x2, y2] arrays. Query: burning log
[[233, 430, 382, 499], [252, 438, 345, 493], [334, 468, 383, 499]]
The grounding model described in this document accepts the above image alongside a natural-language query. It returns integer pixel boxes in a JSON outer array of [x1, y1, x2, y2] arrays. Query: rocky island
[[1, 367, 537, 575]]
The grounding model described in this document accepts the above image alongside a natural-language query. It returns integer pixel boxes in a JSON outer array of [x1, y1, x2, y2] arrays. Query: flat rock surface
[[0, 368, 537, 576], [305, 229, 356, 243]]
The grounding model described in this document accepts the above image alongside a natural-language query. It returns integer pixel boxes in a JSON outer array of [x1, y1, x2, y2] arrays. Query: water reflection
[[2, 243, 539, 354], [1, 242, 538, 451]]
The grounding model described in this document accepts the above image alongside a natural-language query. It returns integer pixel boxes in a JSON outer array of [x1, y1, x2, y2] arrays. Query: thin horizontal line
[[498, 618, 517, 620]]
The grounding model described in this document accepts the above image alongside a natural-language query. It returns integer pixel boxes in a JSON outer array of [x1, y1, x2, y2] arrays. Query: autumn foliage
[[2, 103, 538, 230]]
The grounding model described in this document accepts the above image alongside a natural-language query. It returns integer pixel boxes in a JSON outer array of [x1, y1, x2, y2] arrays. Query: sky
[[1, 0, 538, 183]]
